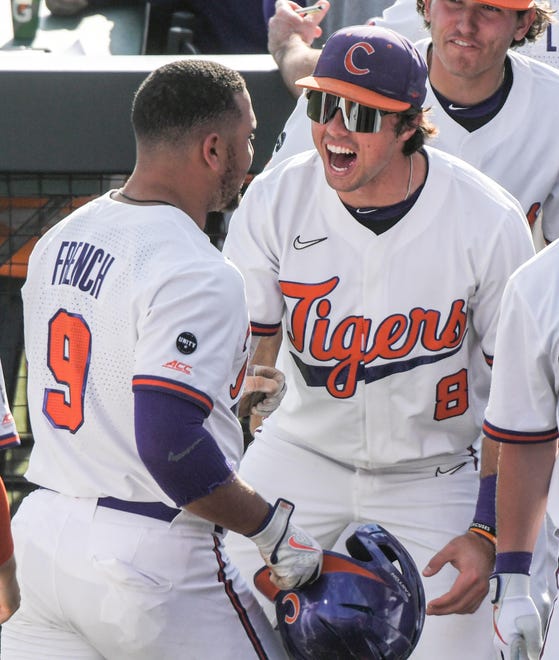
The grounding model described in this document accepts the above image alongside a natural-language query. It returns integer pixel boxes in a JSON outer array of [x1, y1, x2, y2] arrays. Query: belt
[[96, 497, 223, 533], [97, 496, 181, 523]]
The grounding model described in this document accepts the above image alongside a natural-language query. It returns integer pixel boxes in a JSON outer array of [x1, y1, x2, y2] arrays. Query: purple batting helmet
[[255, 523, 425, 659]]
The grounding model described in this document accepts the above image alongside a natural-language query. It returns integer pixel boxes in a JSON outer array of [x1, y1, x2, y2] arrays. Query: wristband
[[469, 474, 497, 545], [494, 551, 532, 576], [468, 522, 497, 545]]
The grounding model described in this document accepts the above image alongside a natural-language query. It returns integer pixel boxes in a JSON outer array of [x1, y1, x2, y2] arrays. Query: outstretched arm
[[268, 0, 329, 97]]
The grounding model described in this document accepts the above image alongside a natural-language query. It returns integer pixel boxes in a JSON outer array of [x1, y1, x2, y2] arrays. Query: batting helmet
[[254, 523, 425, 659]]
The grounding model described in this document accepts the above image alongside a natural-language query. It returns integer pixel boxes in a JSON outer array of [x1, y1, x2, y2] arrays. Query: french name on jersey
[[51, 241, 115, 299]]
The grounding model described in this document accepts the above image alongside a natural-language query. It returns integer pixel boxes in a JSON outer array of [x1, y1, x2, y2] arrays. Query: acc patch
[[176, 332, 197, 355]]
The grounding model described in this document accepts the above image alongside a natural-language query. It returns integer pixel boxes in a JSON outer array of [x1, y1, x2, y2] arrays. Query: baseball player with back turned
[[223, 26, 536, 659], [1, 59, 322, 659]]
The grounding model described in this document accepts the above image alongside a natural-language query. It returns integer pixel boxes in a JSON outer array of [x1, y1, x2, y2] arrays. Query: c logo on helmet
[[344, 42, 375, 75], [282, 592, 301, 625]]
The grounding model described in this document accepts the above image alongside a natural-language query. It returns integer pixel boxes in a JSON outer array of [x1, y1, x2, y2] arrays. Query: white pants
[[227, 434, 493, 660], [2, 488, 287, 660], [543, 594, 559, 659]]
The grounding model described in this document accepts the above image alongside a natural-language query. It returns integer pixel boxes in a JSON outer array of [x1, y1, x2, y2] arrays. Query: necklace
[[116, 189, 176, 207], [404, 155, 414, 201]]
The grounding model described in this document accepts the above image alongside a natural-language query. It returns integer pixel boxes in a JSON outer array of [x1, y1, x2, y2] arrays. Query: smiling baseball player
[[223, 25, 536, 659], [267, 0, 559, 245], [263, 0, 559, 620]]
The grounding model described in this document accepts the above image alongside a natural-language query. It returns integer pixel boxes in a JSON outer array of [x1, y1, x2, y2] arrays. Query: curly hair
[[132, 60, 246, 144], [415, 0, 554, 48], [394, 108, 439, 156]]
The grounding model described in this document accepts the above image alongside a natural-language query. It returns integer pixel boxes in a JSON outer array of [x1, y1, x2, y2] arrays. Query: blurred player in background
[[1, 59, 321, 659], [267, 0, 559, 246], [223, 25, 535, 659], [0, 359, 21, 625], [372, 0, 558, 67], [267, 0, 558, 97], [482, 242, 559, 660]]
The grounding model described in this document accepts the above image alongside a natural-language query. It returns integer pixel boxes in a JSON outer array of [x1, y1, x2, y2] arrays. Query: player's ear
[[394, 111, 422, 145], [202, 133, 222, 172], [514, 7, 536, 40], [423, 0, 432, 23]]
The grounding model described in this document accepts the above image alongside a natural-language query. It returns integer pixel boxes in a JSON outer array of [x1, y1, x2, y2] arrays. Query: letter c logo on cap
[[345, 42, 375, 75]]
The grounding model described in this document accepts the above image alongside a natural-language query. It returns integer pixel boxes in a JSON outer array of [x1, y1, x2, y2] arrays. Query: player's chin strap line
[[468, 474, 497, 546]]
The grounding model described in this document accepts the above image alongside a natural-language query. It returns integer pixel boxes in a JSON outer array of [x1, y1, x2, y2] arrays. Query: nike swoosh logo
[[448, 103, 469, 111], [356, 208, 379, 215], [435, 462, 466, 476], [287, 535, 317, 552], [293, 235, 328, 250], [168, 437, 204, 463]]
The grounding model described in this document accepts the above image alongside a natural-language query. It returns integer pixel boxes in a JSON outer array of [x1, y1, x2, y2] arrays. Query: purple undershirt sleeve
[[134, 389, 234, 507]]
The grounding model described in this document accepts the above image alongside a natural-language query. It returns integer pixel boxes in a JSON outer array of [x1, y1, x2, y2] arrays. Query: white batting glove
[[490, 573, 542, 660], [248, 498, 322, 590], [246, 365, 286, 417]]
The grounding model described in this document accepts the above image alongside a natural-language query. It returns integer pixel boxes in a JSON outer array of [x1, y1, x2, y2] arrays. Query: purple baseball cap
[[296, 25, 427, 112]]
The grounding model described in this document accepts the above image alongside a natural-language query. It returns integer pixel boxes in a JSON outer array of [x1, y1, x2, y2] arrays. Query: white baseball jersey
[[519, 19, 559, 68], [484, 243, 559, 445], [223, 146, 534, 469], [22, 192, 250, 503], [268, 42, 559, 241], [483, 243, 559, 532], [416, 41, 559, 242], [0, 360, 19, 450]]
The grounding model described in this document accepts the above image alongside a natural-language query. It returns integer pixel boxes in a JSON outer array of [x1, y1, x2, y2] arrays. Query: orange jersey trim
[[133, 375, 213, 415], [483, 420, 559, 444], [250, 321, 281, 337], [0, 432, 20, 449]]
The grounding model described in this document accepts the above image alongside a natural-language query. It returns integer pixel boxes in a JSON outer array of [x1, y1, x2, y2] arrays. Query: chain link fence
[[0, 172, 230, 514]]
